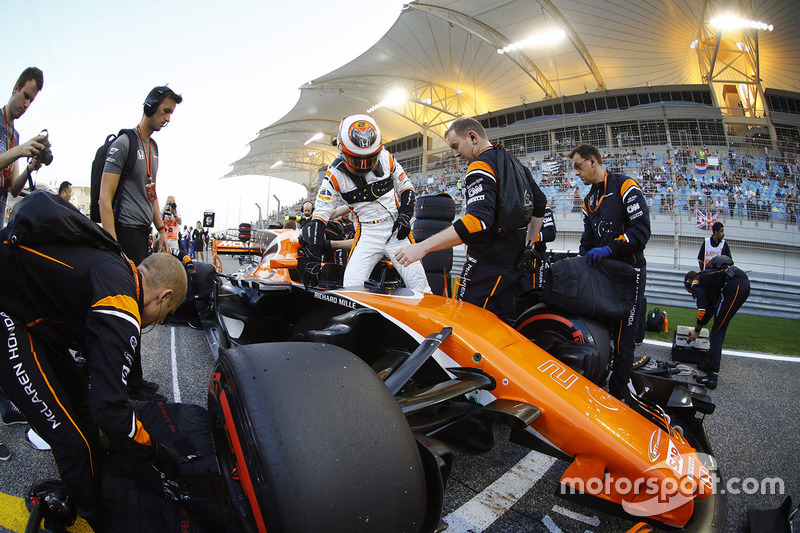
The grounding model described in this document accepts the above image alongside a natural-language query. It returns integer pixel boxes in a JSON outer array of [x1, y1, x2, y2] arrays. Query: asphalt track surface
[[0, 256, 798, 533]]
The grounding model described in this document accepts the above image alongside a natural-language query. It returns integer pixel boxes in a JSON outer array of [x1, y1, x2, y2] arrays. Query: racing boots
[[695, 371, 718, 389]]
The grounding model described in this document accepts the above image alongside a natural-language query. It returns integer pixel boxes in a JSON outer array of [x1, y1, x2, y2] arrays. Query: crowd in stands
[[410, 146, 799, 224], [247, 146, 798, 230]]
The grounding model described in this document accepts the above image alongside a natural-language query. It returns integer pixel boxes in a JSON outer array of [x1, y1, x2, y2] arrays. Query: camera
[[169, 202, 177, 210], [37, 129, 53, 166]]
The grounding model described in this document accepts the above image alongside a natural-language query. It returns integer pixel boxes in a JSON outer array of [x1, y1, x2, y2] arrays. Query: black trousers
[[707, 275, 750, 372], [113, 225, 149, 391], [0, 311, 103, 528], [457, 256, 523, 324], [608, 264, 647, 400]]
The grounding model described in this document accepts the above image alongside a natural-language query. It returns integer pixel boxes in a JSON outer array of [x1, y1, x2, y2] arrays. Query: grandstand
[[229, 0, 800, 312]]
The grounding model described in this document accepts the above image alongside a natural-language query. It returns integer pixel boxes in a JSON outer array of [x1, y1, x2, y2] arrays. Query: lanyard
[[136, 126, 153, 179], [2, 107, 14, 180]]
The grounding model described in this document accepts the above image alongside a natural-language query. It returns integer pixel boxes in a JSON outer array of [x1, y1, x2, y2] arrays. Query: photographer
[[1, 67, 47, 229], [162, 195, 182, 253]]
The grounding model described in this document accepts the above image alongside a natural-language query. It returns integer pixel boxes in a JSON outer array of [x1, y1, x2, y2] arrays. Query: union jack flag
[[696, 209, 719, 230]]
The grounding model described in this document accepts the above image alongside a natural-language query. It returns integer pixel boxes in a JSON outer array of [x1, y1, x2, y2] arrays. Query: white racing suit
[[312, 150, 430, 292]]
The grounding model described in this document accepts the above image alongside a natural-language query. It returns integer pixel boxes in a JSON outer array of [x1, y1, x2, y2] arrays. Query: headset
[[143, 86, 169, 117]]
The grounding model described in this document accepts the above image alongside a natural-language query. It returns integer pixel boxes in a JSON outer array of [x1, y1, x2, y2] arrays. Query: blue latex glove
[[585, 246, 611, 266]]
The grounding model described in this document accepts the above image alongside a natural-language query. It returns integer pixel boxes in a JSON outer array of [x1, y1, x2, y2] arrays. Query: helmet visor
[[343, 151, 380, 174]]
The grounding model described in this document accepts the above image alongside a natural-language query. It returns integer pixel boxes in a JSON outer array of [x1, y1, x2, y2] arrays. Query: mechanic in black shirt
[[0, 202, 187, 529], [569, 143, 651, 402], [684, 258, 750, 389], [396, 117, 546, 322]]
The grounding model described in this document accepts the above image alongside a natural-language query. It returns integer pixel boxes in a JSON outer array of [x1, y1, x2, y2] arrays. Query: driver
[[0, 195, 187, 530], [303, 114, 430, 292]]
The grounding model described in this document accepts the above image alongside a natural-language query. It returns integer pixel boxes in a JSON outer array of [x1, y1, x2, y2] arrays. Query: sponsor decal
[[630, 211, 644, 220], [313, 292, 357, 309], [648, 429, 662, 462], [626, 202, 640, 213], [666, 439, 684, 476], [537, 360, 578, 390], [317, 194, 332, 202], [466, 194, 485, 205], [137, 149, 144, 160], [468, 184, 483, 196]]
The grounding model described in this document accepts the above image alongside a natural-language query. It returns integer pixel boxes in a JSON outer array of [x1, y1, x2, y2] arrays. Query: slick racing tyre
[[414, 194, 456, 221], [208, 342, 427, 533], [514, 303, 611, 385], [412, 218, 450, 241]]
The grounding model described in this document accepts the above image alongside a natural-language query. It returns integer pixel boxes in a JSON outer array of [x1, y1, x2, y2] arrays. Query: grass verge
[[643, 304, 799, 356]]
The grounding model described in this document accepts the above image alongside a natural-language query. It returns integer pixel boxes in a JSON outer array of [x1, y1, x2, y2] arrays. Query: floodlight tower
[[692, 0, 777, 150]]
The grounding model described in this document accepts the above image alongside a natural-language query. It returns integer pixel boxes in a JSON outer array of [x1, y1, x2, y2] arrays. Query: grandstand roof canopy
[[227, 0, 800, 187]]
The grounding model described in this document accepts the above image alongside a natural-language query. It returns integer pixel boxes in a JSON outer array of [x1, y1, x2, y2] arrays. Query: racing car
[[198, 227, 727, 533]]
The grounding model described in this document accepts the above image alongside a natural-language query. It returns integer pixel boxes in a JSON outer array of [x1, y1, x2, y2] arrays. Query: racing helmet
[[337, 114, 382, 175]]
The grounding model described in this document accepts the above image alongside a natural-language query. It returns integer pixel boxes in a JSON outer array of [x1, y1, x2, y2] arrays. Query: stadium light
[[710, 15, 773, 32], [497, 28, 566, 54], [304, 133, 323, 145], [366, 89, 408, 114], [270, 161, 282, 169]]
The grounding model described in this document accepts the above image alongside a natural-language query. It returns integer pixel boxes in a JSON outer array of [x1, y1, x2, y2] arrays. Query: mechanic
[[697, 221, 731, 270], [395, 117, 545, 322], [684, 258, 750, 389], [569, 143, 651, 402], [0, 198, 186, 529], [303, 114, 430, 292]]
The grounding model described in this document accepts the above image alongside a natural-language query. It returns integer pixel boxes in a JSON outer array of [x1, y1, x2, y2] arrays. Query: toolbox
[[671, 325, 710, 364]]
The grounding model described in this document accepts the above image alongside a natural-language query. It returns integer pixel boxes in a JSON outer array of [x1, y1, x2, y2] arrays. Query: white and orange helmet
[[337, 114, 382, 175]]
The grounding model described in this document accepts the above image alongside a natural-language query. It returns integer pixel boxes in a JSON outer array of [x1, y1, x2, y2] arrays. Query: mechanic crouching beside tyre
[[568, 143, 651, 403], [0, 191, 187, 531]]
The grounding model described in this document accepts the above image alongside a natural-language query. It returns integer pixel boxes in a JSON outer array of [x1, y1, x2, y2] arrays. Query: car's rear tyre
[[208, 342, 428, 533]]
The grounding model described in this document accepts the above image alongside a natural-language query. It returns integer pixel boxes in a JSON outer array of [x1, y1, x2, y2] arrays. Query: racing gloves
[[149, 443, 181, 479], [300, 219, 326, 286], [393, 190, 415, 241], [585, 246, 612, 266], [392, 207, 413, 241]]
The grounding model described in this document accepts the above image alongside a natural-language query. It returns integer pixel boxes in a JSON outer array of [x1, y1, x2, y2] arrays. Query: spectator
[[192, 221, 205, 262], [98, 85, 183, 265], [161, 195, 183, 253], [698, 221, 731, 270], [1, 67, 46, 228], [58, 181, 72, 202]]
